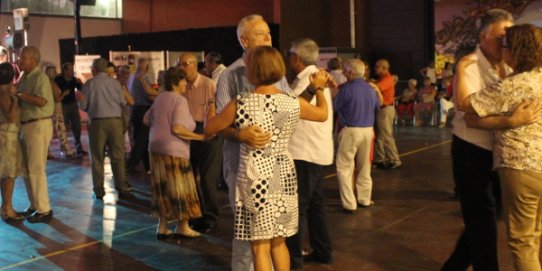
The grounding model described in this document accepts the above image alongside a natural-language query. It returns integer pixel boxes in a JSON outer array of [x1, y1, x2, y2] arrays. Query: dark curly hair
[[0, 63, 14, 85], [506, 24, 542, 73], [164, 67, 186, 92]]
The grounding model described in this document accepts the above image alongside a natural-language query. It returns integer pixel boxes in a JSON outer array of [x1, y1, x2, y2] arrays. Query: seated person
[[414, 77, 436, 126], [396, 78, 417, 125], [438, 78, 454, 128]]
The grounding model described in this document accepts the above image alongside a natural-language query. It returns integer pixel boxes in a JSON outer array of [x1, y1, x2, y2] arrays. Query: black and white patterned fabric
[[233, 92, 300, 241]]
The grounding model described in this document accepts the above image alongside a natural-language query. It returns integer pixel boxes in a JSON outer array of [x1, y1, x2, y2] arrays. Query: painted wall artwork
[[434, 0, 542, 74]]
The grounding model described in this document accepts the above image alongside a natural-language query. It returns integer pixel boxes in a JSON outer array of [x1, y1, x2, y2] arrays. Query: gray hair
[[237, 14, 264, 47], [290, 38, 319, 66], [344, 59, 365, 79], [479, 9, 514, 33], [21, 46, 41, 63], [92, 58, 108, 73]]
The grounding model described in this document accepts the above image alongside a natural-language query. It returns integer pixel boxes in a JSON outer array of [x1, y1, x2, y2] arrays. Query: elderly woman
[[143, 68, 203, 240], [205, 46, 328, 271], [45, 65, 74, 158], [455, 24, 542, 271], [0, 63, 24, 222], [396, 78, 418, 125]]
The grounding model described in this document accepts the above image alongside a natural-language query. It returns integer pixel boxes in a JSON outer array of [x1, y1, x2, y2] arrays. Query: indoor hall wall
[[0, 14, 121, 69], [122, 0, 280, 33], [280, 0, 354, 54], [365, 0, 433, 82]]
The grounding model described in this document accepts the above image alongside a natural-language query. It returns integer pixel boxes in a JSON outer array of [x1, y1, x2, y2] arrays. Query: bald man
[[373, 59, 401, 169], [177, 53, 221, 233]]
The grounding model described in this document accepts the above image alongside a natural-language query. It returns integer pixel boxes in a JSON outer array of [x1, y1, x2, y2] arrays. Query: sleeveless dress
[[0, 96, 22, 179], [233, 92, 300, 241]]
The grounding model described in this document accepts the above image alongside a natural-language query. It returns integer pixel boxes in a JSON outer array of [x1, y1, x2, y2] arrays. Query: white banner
[[74, 54, 100, 83], [109, 51, 165, 84]]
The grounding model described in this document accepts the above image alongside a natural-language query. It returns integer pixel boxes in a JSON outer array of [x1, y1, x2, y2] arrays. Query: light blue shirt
[[80, 73, 126, 119]]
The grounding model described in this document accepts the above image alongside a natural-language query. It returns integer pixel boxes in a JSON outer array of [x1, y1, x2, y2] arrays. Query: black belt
[[92, 117, 121, 121], [21, 116, 51, 125]]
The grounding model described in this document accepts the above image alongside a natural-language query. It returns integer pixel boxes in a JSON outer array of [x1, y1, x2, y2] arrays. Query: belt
[[381, 104, 394, 108], [92, 117, 121, 121], [20, 116, 51, 125]]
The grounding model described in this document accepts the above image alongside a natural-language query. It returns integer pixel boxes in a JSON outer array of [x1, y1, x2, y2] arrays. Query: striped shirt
[[216, 56, 291, 177]]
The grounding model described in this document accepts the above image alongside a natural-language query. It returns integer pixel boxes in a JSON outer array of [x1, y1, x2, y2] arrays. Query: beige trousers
[[336, 127, 374, 210], [499, 167, 542, 271], [20, 118, 53, 213], [375, 105, 400, 163]]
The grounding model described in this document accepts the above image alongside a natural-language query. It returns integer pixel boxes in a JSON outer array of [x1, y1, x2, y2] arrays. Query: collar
[[187, 73, 201, 88], [475, 47, 512, 78], [296, 65, 319, 81]]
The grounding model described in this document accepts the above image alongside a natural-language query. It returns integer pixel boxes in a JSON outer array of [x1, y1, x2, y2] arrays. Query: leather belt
[[20, 116, 51, 125], [92, 117, 121, 121]]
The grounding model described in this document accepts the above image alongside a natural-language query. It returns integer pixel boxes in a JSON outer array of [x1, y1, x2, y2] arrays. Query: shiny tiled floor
[[0, 126, 519, 270]]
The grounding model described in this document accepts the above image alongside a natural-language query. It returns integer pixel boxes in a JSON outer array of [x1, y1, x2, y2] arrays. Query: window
[[1, 0, 122, 19]]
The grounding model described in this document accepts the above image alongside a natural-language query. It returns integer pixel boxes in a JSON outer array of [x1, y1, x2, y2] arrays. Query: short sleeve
[[470, 76, 523, 117], [172, 96, 196, 132]]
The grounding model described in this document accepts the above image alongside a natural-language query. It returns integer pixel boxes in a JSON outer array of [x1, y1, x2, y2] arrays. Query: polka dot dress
[[234, 92, 300, 241]]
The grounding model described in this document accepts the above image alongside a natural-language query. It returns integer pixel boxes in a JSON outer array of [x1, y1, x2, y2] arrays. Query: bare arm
[[50, 80, 62, 103], [172, 124, 204, 141], [205, 99, 237, 135], [299, 89, 327, 122], [122, 85, 135, 106], [138, 74, 159, 101], [464, 100, 542, 130]]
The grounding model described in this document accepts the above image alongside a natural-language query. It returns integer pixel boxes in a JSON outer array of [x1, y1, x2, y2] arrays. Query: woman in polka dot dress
[[205, 46, 329, 271]]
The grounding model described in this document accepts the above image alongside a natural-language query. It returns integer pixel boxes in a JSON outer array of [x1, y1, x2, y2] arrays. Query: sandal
[[173, 229, 201, 239]]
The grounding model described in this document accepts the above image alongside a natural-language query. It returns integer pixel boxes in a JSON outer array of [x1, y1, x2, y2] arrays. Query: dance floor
[[0, 126, 518, 270]]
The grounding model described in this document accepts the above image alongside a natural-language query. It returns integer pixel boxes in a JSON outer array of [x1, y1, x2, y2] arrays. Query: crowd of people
[[0, 9, 541, 271]]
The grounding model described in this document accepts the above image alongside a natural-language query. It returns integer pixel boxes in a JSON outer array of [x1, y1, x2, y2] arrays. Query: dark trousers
[[190, 122, 222, 224], [127, 105, 150, 171], [62, 102, 82, 148], [287, 160, 333, 267], [442, 135, 500, 271]]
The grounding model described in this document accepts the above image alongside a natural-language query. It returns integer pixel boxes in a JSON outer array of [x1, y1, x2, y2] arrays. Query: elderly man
[[80, 58, 130, 200], [216, 14, 296, 271], [442, 9, 533, 271], [335, 59, 380, 214], [204, 52, 227, 84], [373, 59, 401, 169], [17, 46, 55, 223], [55, 63, 85, 155], [285, 38, 334, 270], [177, 53, 221, 233]]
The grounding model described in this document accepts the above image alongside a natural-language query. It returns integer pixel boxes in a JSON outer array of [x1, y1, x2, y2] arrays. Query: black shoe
[[342, 208, 356, 215], [27, 210, 53, 223], [373, 161, 389, 169], [303, 253, 333, 264], [125, 182, 133, 192], [93, 193, 104, 200], [17, 208, 36, 217], [157, 233, 172, 240], [1, 212, 26, 223], [118, 191, 135, 200], [191, 222, 217, 233]]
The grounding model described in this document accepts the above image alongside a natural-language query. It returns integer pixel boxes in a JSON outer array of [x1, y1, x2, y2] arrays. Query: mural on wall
[[434, 0, 540, 73]]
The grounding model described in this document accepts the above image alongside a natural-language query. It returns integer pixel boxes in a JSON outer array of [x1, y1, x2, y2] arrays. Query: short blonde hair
[[246, 46, 285, 86]]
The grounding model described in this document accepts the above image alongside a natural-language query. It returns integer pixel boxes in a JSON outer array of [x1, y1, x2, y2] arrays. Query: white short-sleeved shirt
[[451, 48, 512, 150]]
